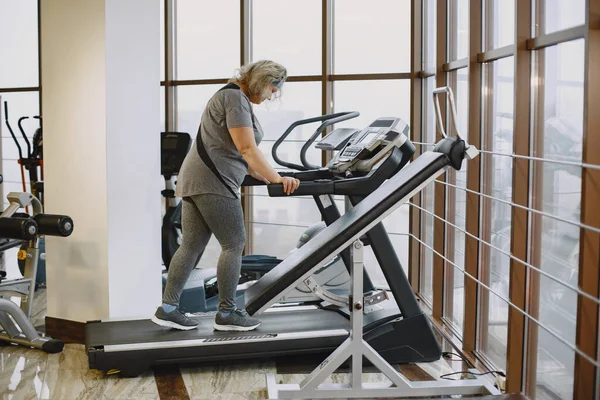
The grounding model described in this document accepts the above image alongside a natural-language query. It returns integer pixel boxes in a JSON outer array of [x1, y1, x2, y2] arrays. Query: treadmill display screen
[[361, 132, 379, 144], [369, 119, 394, 128]]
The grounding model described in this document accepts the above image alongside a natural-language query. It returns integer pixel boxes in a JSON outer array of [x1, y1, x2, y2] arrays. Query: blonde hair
[[229, 60, 288, 99]]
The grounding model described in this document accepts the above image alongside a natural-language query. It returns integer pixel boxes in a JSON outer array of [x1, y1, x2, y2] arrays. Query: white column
[[40, 0, 162, 322]]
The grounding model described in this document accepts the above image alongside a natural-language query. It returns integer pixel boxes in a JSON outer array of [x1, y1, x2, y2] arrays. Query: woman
[[152, 60, 300, 332]]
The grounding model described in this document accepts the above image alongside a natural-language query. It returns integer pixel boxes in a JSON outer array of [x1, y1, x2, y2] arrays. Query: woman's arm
[[230, 127, 281, 182], [230, 126, 300, 194]]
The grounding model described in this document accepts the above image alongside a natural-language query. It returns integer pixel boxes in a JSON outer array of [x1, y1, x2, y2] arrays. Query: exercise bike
[[159, 112, 361, 313]]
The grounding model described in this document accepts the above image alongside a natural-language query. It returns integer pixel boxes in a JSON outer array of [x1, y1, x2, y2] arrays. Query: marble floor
[[1, 288, 499, 400]]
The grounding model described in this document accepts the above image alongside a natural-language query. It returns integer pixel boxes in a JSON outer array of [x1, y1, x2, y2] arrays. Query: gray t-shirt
[[176, 85, 264, 199]]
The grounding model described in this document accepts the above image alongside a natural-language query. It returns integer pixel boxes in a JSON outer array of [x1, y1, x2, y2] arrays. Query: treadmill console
[[327, 117, 409, 174]]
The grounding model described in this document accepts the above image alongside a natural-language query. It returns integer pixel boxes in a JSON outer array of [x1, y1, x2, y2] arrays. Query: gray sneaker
[[151, 307, 199, 330], [213, 309, 261, 332]]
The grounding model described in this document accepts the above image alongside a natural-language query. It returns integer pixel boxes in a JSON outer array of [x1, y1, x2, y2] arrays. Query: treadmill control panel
[[327, 117, 409, 173]]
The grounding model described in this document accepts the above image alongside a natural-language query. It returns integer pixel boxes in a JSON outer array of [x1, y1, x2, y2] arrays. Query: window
[[444, 68, 469, 332], [0, 1, 39, 88], [531, 39, 584, 400], [333, 0, 411, 74], [175, 0, 240, 80], [543, 0, 585, 34], [333, 80, 411, 129], [251, 82, 323, 260], [449, 0, 469, 61], [252, 0, 321, 76], [477, 56, 515, 371], [420, 77, 437, 304], [423, 0, 436, 70], [175, 84, 223, 134], [160, 0, 165, 81], [488, 0, 514, 49]]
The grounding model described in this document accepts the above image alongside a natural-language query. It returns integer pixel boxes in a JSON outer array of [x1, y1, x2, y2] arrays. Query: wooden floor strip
[[154, 365, 190, 400]]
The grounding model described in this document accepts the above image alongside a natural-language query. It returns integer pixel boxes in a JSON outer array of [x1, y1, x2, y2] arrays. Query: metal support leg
[[265, 239, 500, 399], [0, 298, 64, 353]]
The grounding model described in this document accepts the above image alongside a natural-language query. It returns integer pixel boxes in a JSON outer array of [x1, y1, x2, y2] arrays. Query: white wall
[[41, 0, 161, 322]]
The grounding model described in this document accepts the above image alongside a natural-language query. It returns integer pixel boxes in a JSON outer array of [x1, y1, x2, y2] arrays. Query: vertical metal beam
[[241, 0, 253, 254], [462, 0, 482, 353], [505, 0, 532, 393], [409, 0, 424, 291], [321, 0, 334, 170], [165, 0, 176, 131], [573, 1, 600, 397], [37, 0, 42, 117], [322, 0, 333, 118], [432, 0, 448, 319]]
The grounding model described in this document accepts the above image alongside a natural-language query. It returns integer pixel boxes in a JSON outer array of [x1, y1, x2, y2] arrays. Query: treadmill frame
[[265, 239, 499, 399]]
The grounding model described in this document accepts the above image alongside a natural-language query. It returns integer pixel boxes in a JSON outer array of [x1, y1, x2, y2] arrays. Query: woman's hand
[[275, 176, 300, 195]]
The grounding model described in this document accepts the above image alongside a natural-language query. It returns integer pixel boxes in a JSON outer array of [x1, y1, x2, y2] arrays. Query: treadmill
[[85, 116, 439, 377]]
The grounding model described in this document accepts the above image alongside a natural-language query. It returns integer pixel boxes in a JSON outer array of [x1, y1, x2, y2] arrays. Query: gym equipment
[[160, 131, 191, 269], [84, 113, 442, 379], [259, 86, 496, 398], [160, 112, 373, 313], [3, 101, 46, 288], [0, 192, 74, 353]]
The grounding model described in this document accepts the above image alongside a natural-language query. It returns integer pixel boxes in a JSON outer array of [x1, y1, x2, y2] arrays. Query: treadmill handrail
[[271, 111, 359, 171], [245, 149, 454, 315]]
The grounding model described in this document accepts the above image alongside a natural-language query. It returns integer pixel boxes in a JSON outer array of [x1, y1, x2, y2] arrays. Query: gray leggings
[[162, 194, 245, 313]]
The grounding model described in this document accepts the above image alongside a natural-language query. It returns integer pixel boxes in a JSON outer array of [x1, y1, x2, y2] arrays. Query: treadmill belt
[[85, 309, 348, 348]]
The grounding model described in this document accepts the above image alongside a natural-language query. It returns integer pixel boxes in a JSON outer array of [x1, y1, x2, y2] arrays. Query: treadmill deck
[[86, 308, 350, 349]]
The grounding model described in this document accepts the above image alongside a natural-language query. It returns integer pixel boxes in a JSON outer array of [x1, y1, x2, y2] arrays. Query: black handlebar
[[3, 101, 41, 160], [271, 111, 359, 171], [4, 101, 23, 160], [18, 116, 32, 156]]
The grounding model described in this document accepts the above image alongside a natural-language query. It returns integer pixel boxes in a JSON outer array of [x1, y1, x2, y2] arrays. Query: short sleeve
[[222, 89, 253, 129]]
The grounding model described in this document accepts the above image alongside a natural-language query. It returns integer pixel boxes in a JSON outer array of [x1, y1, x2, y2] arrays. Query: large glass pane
[[333, 79, 411, 287], [333, 80, 411, 129], [444, 68, 468, 332], [175, 1, 240, 79], [175, 84, 224, 135], [543, 0, 585, 34], [449, 0, 469, 61], [490, 0, 514, 49], [251, 82, 322, 256], [253, 0, 321, 76], [420, 77, 437, 304], [333, 0, 411, 74], [160, 0, 165, 81], [533, 39, 584, 400], [0, 91, 40, 206], [478, 57, 514, 371], [254, 82, 322, 142], [0, 1, 39, 87], [423, 0, 436, 70]]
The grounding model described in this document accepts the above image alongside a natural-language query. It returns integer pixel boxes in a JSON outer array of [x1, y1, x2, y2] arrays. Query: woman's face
[[249, 84, 280, 104]]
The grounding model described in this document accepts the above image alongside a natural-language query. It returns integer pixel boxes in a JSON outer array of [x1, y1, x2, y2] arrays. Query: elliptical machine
[[3, 101, 46, 289]]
